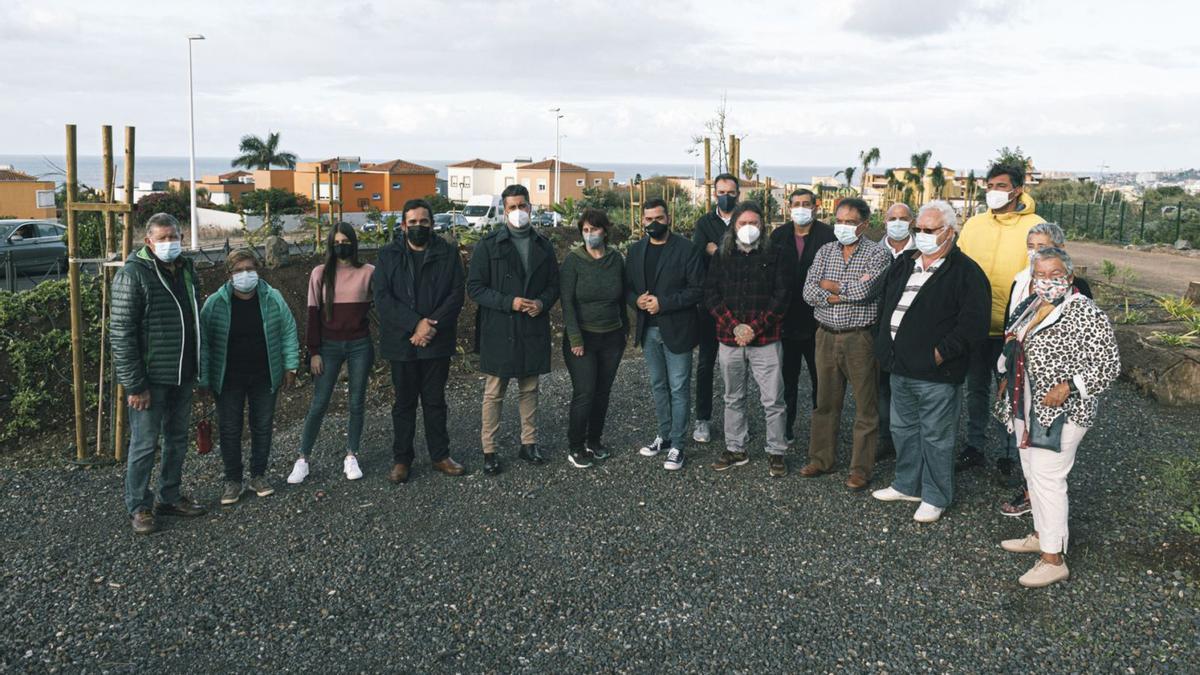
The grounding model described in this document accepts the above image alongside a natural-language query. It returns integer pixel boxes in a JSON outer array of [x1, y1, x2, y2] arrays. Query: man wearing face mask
[[871, 201, 990, 523], [800, 198, 892, 490], [957, 162, 1044, 473], [768, 188, 836, 445], [690, 173, 740, 445], [467, 184, 560, 475], [110, 213, 206, 534], [875, 201, 917, 458], [375, 199, 467, 483], [198, 249, 299, 505]]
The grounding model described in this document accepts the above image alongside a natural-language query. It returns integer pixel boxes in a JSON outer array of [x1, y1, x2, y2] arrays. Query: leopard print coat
[[994, 292, 1121, 430]]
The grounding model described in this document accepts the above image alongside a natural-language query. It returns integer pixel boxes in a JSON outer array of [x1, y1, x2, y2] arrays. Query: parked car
[[0, 219, 67, 276], [434, 212, 468, 231], [531, 211, 562, 227]]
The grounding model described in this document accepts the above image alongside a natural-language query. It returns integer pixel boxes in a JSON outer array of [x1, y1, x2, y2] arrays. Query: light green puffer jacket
[[198, 279, 299, 394]]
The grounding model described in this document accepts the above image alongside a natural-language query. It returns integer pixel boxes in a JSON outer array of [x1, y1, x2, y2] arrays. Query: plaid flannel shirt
[[802, 237, 891, 331], [704, 244, 790, 345]]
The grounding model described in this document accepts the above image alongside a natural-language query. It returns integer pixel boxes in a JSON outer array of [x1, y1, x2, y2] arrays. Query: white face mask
[[914, 230, 945, 256], [736, 224, 761, 246], [885, 219, 911, 241], [986, 189, 1013, 211], [153, 240, 182, 263], [833, 223, 860, 245], [507, 208, 530, 229], [231, 270, 259, 293], [790, 207, 813, 226]]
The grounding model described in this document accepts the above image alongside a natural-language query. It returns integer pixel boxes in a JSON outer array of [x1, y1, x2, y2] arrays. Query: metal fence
[[1039, 200, 1195, 246]]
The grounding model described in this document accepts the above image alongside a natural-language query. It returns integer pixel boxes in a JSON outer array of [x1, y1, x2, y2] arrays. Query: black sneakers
[[955, 446, 986, 472]]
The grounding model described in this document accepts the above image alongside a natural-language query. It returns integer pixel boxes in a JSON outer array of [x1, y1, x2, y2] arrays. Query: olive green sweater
[[560, 246, 627, 347]]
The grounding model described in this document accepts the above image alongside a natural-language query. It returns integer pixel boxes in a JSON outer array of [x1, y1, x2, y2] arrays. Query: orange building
[[516, 160, 615, 207], [253, 157, 438, 213], [0, 168, 56, 219]]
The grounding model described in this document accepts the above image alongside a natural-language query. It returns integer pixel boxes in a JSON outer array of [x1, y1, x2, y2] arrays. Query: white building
[[447, 158, 502, 202]]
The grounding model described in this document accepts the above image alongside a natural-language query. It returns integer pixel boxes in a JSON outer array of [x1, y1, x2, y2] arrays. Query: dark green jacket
[[560, 245, 627, 348], [110, 247, 201, 394], [198, 279, 300, 394]]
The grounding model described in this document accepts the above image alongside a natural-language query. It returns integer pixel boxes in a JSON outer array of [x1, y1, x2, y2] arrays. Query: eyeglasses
[[914, 226, 945, 235]]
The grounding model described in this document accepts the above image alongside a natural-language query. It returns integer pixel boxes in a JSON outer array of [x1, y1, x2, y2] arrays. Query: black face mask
[[716, 194, 738, 213], [406, 225, 431, 247], [646, 221, 669, 240], [334, 242, 355, 260]]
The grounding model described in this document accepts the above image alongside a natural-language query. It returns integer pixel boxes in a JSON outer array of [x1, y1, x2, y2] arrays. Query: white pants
[[1015, 420, 1087, 554]]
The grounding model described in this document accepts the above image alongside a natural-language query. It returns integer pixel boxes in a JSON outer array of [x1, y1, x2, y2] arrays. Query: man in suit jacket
[[769, 188, 836, 445], [625, 198, 704, 470]]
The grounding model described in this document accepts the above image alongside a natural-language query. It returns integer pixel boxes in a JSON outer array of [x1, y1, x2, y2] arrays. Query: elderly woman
[[994, 247, 1119, 588], [999, 222, 1093, 515], [199, 249, 299, 505]]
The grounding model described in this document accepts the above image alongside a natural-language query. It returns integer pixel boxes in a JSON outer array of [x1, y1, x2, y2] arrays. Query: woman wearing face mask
[[198, 249, 299, 505], [998, 222, 1094, 516], [288, 223, 376, 484], [993, 247, 1120, 588], [559, 209, 628, 468]]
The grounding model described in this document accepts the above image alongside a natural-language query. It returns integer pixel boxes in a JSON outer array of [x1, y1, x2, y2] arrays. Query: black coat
[[691, 209, 729, 272], [768, 220, 836, 341], [874, 246, 991, 385], [624, 233, 704, 354], [373, 234, 465, 362], [466, 227, 560, 378]]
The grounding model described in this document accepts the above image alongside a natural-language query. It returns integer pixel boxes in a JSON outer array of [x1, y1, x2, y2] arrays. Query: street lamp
[[549, 107, 563, 206], [187, 34, 205, 251]]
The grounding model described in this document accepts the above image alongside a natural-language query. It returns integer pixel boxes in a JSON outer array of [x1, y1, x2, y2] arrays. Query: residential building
[[253, 157, 438, 213], [515, 159, 616, 207], [448, 158, 501, 202], [168, 171, 257, 207], [0, 167, 56, 219]]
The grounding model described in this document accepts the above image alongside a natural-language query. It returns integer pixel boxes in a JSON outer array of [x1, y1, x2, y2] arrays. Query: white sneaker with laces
[[343, 454, 363, 480], [663, 447, 684, 471], [1001, 533, 1042, 553], [287, 458, 309, 484], [872, 486, 921, 502], [639, 436, 664, 457], [913, 501, 944, 523], [1019, 559, 1070, 588], [693, 420, 711, 444]]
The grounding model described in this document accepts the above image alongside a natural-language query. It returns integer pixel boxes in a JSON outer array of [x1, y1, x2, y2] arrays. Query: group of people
[[110, 162, 1120, 588]]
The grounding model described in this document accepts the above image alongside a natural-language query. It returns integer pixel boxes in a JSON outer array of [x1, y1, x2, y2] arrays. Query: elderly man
[[800, 197, 892, 490], [876, 201, 916, 458], [111, 213, 207, 534], [871, 201, 990, 523]]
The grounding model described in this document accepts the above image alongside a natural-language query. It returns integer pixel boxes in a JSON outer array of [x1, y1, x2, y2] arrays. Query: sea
[[0, 154, 844, 190]]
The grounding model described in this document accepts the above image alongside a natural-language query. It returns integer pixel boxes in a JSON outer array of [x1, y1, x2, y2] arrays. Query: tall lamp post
[[549, 107, 563, 206], [187, 34, 205, 250]]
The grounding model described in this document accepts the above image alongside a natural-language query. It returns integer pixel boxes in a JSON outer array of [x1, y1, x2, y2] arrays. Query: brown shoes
[[845, 470, 870, 491], [798, 462, 827, 477], [431, 457, 466, 476], [388, 463, 410, 484], [130, 509, 157, 535]]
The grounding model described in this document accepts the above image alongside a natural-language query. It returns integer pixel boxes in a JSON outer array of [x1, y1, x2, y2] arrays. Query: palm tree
[[231, 131, 298, 170], [930, 162, 947, 199], [741, 158, 758, 181], [858, 147, 880, 195], [835, 167, 857, 189], [883, 168, 901, 201], [965, 169, 979, 213], [909, 150, 933, 204]]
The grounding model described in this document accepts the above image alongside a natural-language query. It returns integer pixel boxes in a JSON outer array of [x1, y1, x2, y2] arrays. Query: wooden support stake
[[115, 127, 135, 460], [65, 125, 87, 461], [703, 137, 712, 211], [95, 126, 114, 460]]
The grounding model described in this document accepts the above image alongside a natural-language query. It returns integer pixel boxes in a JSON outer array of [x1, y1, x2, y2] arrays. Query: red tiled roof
[[518, 159, 589, 172], [219, 170, 251, 180], [449, 158, 501, 169], [362, 159, 438, 175], [0, 169, 38, 181]]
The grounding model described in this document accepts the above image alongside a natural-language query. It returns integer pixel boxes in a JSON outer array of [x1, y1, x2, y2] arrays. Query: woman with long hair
[[288, 223, 375, 484]]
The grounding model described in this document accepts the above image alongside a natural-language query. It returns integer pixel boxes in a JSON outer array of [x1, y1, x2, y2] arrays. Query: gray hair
[[917, 200, 960, 233], [885, 202, 912, 219], [1027, 221, 1066, 248], [1031, 246, 1074, 276], [145, 212, 181, 236]]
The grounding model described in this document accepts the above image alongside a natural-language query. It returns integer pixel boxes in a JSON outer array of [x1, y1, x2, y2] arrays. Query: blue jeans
[[890, 374, 961, 508], [125, 382, 195, 514], [643, 327, 693, 450], [299, 337, 373, 457]]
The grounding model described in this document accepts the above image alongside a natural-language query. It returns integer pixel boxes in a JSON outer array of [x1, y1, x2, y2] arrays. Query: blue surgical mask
[[885, 219, 911, 241], [833, 223, 860, 245], [153, 240, 182, 263], [584, 232, 605, 249], [231, 270, 259, 293]]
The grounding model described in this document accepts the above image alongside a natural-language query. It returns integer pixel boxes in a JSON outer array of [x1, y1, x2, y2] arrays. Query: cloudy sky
[[3, 0, 1198, 172]]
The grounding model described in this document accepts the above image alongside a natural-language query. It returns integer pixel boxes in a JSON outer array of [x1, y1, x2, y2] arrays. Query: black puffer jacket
[[110, 247, 202, 393]]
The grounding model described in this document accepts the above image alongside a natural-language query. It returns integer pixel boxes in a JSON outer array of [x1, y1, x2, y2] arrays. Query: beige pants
[[808, 327, 879, 475], [1016, 420, 1086, 554], [481, 375, 540, 453]]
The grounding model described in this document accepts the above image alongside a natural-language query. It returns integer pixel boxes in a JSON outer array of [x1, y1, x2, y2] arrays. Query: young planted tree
[[231, 131, 298, 170]]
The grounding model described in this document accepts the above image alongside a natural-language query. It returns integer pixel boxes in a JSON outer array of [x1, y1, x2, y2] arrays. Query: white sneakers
[[663, 447, 684, 471], [872, 486, 921, 502], [1001, 534, 1042, 553], [913, 502, 944, 523], [1019, 559, 1070, 588], [692, 420, 711, 444], [639, 436, 664, 457], [287, 458, 310, 484], [286, 455, 363, 484]]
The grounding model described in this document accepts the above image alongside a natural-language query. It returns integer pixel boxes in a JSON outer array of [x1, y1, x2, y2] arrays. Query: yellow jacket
[[958, 192, 1045, 336]]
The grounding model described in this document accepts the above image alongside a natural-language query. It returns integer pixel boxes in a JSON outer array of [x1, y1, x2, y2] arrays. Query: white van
[[463, 194, 503, 230]]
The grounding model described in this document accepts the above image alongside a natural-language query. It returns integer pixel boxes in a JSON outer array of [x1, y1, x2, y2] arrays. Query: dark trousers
[[563, 329, 626, 450], [695, 309, 718, 421], [965, 336, 1005, 453], [216, 374, 278, 482], [781, 335, 818, 438], [390, 357, 451, 465], [878, 368, 893, 446]]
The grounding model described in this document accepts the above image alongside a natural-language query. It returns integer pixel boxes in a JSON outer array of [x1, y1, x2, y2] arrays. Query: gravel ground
[[2, 356, 1198, 672]]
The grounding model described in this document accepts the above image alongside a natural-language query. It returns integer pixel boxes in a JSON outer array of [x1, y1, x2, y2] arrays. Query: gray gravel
[[2, 356, 1198, 672]]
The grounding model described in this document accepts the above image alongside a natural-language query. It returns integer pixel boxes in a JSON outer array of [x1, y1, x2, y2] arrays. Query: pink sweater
[[306, 263, 374, 352]]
